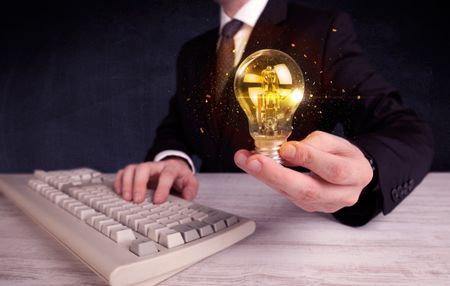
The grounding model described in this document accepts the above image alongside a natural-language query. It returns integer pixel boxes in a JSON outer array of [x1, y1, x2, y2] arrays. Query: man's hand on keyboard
[[234, 131, 373, 213], [115, 158, 198, 204]]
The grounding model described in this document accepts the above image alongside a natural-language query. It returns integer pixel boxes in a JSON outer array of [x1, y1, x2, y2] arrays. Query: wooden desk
[[0, 173, 449, 285]]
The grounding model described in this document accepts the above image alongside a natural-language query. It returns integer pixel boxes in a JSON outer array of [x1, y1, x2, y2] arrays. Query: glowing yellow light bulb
[[234, 49, 305, 163]]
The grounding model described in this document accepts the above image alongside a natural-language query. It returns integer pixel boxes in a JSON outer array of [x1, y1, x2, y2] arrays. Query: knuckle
[[300, 184, 319, 202], [341, 190, 361, 207], [162, 167, 177, 178], [296, 145, 313, 165], [124, 164, 137, 173], [363, 165, 374, 185], [136, 162, 150, 171], [328, 163, 348, 182], [166, 159, 184, 170], [343, 194, 359, 207], [265, 167, 285, 186], [309, 130, 324, 138]]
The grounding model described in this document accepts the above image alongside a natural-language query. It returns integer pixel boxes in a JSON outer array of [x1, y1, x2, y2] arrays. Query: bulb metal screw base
[[255, 145, 284, 164]]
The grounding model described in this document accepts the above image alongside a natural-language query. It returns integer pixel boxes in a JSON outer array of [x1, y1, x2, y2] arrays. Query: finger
[[303, 130, 359, 155], [236, 153, 360, 212], [114, 169, 124, 194], [121, 164, 137, 201], [234, 149, 253, 167], [235, 151, 320, 197], [132, 163, 161, 203], [153, 167, 177, 204], [174, 175, 199, 201], [280, 141, 360, 185], [306, 173, 361, 211]]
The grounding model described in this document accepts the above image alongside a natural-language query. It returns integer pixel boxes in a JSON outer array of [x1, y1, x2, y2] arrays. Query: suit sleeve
[[145, 45, 194, 162], [320, 13, 434, 226]]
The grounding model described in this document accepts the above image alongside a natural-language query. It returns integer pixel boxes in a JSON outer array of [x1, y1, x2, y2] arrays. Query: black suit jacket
[[146, 0, 434, 226]]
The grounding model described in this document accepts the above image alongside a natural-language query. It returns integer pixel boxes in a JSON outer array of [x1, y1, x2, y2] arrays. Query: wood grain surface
[[0, 173, 449, 286]]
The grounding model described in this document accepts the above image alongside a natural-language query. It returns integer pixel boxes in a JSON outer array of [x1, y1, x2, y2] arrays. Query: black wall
[[0, 0, 446, 172]]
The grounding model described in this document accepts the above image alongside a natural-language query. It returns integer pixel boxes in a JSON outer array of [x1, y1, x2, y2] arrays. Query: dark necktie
[[215, 19, 243, 97]]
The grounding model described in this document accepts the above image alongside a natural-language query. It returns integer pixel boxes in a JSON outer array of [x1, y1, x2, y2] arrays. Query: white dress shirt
[[219, 0, 269, 66], [154, 0, 269, 172]]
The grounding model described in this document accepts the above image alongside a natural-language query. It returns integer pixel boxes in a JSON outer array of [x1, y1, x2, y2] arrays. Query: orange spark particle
[[200, 127, 204, 134], [332, 28, 338, 32], [291, 43, 296, 47]]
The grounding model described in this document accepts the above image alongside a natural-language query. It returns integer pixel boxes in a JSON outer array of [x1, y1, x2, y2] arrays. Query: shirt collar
[[219, 0, 269, 33]]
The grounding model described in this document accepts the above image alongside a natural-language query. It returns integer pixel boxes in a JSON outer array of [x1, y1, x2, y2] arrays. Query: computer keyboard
[[0, 168, 256, 286]]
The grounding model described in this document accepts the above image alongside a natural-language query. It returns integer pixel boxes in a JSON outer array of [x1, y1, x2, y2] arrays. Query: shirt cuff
[[153, 150, 196, 174]]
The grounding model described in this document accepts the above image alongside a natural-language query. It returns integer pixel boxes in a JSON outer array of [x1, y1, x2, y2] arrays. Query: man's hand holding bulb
[[235, 131, 374, 213]]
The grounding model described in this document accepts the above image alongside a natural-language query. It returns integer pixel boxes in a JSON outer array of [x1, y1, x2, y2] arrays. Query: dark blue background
[[0, 0, 446, 172]]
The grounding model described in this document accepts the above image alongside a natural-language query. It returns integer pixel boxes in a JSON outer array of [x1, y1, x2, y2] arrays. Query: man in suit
[[114, 0, 433, 226]]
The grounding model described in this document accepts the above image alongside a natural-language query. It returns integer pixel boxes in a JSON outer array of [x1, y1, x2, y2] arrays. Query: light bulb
[[234, 49, 305, 163]]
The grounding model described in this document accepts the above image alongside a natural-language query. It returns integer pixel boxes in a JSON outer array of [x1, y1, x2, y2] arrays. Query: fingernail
[[133, 193, 141, 203], [236, 153, 247, 166], [281, 144, 296, 159], [123, 192, 131, 200], [248, 159, 262, 173]]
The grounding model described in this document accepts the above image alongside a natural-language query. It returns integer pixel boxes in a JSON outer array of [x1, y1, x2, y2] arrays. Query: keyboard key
[[158, 229, 184, 248], [178, 216, 192, 224], [86, 213, 105, 226], [147, 223, 168, 242], [203, 215, 226, 232], [110, 227, 136, 243], [76, 207, 97, 220], [127, 212, 145, 225], [192, 211, 209, 221], [170, 224, 200, 242], [129, 216, 149, 231], [224, 215, 239, 227], [101, 221, 121, 236], [95, 218, 115, 231], [186, 220, 214, 237], [164, 219, 180, 228], [129, 238, 159, 256], [137, 219, 156, 235]]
